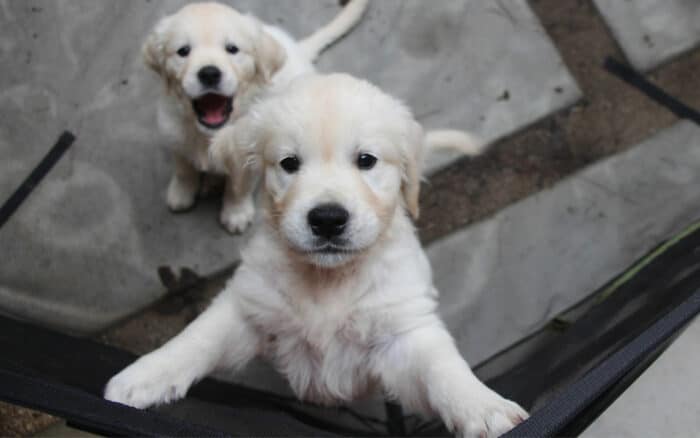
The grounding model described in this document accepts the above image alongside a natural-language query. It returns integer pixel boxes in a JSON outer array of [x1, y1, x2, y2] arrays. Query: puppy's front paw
[[220, 197, 255, 234], [167, 176, 198, 212], [454, 393, 528, 438], [104, 357, 194, 409]]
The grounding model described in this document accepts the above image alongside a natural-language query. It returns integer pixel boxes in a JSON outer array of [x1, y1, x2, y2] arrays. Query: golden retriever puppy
[[105, 74, 526, 437], [144, 1, 368, 232]]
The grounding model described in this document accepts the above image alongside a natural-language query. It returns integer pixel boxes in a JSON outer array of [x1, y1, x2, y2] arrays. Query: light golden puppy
[[105, 74, 526, 437], [144, 1, 368, 232]]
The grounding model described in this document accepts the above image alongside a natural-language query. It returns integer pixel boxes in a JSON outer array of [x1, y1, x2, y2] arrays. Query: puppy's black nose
[[308, 204, 349, 238], [198, 65, 222, 87]]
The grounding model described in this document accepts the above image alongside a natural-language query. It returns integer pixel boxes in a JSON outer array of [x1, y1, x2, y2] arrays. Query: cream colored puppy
[[145, 1, 368, 232], [105, 74, 526, 437]]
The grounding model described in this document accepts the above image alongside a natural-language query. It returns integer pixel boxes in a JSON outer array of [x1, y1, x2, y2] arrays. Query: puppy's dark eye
[[357, 153, 378, 170], [280, 156, 301, 174], [225, 44, 239, 55], [176, 45, 191, 57]]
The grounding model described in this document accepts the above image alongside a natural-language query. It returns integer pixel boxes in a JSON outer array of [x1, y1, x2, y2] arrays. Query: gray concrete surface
[[0, 0, 580, 334], [429, 120, 700, 365], [312, 0, 582, 173], [594, 0, 700, 71], [582, 315, 700, 438]]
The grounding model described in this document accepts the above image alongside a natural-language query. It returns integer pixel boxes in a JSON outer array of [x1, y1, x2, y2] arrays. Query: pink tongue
[[199, 95, 227, 125]]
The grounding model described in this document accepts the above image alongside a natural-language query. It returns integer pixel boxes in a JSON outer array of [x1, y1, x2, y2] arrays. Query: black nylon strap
[[0, 131, 75, 229], [0, 365, 228, 437], [604, 57, 700, 124], [503, 289, 700, 437]]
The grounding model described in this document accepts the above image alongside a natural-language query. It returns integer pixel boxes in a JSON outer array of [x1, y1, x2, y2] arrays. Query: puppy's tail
[[425, 129, 487, 157], [299, 0, 369, 62]]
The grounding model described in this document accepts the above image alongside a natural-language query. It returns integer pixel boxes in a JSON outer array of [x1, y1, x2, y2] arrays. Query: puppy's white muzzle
[[183, 61, 239, 133]]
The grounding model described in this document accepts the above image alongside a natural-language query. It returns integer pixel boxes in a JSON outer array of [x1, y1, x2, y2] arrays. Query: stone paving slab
[[582, 315, 700, 438], [0, 0, 244, 334], [313, 0, 581, 173], [0, 0, 579, 334], [428, 120, 700, 365], [594, 0, 700, 71]]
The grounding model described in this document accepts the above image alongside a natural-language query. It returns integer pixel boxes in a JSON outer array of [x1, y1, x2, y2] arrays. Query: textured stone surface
[[0, 0, 246, 334], [582, 316, 700, 438], [313, 0, 581, 173], [429, 121, 700, 365], [594, 0, 700, 71], [0, 0, 579, 333]]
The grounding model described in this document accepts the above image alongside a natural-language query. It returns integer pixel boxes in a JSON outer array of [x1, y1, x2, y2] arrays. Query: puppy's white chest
[[180, 134, 212, 172], [253, 299, 376, 404]]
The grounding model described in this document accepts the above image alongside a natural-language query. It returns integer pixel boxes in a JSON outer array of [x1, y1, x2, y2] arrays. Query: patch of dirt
[[99, 269, 229, 355], [0, 403, 58, 437]]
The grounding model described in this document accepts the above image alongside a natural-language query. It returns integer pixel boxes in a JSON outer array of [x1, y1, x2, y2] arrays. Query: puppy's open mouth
[[312, 243, 356, 255], [192, 93, 233, 129]]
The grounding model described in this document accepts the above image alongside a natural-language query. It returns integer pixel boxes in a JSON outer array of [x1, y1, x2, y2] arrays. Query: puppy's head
[[143, 2, 286, 134], [213, 74, 424, 268]]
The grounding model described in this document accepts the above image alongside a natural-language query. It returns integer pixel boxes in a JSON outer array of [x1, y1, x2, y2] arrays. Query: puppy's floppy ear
[[247, 17, 287, 82], [142, 16, 173, 76], [400, 120, 425, 220]]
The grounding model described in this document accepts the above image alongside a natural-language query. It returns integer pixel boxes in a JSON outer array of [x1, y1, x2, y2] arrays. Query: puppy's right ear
[[255, 30, 286, 82], [142, 16, 173, 76], [400, 120, 426, 220], [243, 15, 286, 83]]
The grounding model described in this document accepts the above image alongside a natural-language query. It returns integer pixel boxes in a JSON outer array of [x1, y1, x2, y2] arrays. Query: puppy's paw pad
[[220, 200, 255, 234]]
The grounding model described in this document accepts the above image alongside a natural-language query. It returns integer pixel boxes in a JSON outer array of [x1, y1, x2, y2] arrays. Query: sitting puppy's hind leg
[[167, 154, 200, 212]]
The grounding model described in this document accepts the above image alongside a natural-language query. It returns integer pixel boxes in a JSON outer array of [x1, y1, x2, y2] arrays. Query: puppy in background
[[106, 74, 527, 437], [143, 0, 368, 232]]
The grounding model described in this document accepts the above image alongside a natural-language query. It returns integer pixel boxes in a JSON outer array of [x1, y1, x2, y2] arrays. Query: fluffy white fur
[[105, 74, 527, 437], [144, 1, 368, 233]]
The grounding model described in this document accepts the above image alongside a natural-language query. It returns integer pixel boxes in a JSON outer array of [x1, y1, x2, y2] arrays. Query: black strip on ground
[[0, 365, 228, 438], [604, 57, 700, 125], [0, 131, 76, 229], [503, 289, 700, 437], [384, 402, 406, 436]]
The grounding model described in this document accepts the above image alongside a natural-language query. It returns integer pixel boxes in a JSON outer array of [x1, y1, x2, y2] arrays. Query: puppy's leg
[[220, 173, 255, 234], [372, 324, 527, 438], [166, 154, 200, 212], [105, 289, 258, 408]]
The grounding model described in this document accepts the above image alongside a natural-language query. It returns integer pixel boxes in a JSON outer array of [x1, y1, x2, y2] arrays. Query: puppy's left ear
[[251, 21, 287, 82], [401, 120, 425, 220]]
